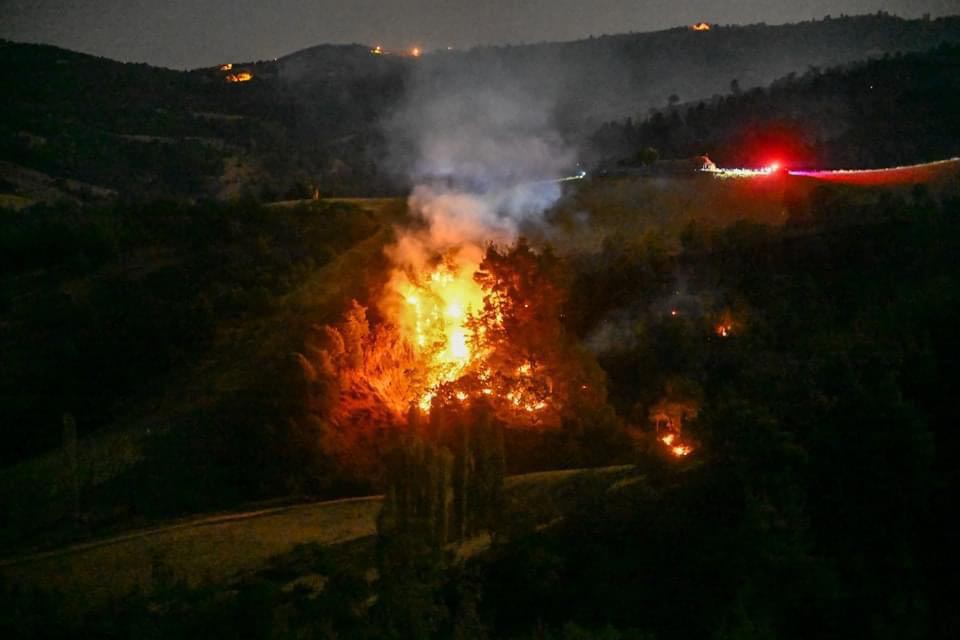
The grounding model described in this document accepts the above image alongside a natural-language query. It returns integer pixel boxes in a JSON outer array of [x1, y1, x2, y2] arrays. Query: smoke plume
[[384, 68, 577, 271]]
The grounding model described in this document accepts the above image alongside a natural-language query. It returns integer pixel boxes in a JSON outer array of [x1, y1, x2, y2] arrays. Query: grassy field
[[543, 174, 794, 255], [543, 164, 960, 256], [0, 466, 635, 617]]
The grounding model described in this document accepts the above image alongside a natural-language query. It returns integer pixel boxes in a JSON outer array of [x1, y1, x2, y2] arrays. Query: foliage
[[594, 43, 960, 170]]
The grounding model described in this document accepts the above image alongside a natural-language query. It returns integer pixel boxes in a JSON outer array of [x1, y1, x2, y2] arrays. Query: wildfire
[[394, 261, 487, 410], [715, 309, 737, 338], [660, 433, 693, 457], [219, 63, 233, 71], [384, 244, 557, 421], [691, 22, 712, 31], [371, 45, 384, 55], [225, 71, 253, 83]]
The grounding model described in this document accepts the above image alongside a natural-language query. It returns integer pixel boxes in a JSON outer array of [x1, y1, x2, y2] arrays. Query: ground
[[0, 466, 635, 618]]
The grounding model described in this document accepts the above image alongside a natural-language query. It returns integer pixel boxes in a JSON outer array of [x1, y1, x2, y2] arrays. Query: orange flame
[[660, 432, 693, 457], [671, 444, 693, 457], [384, 248, 552, 419], [393, 260, 486, 410], [691, 22, 711, 31], [225, 71, 253, 83]]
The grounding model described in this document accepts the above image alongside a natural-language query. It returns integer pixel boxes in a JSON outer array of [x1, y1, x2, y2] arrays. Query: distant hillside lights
[[369, 44, 422, 58]]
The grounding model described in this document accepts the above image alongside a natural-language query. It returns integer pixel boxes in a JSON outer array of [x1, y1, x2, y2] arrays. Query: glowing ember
[[691, 22, 712, 31], [219, 63, 233, 71], [411, 47, 422, 58], [371, 45, 384, 55], [716, 324, 732, 337], [660, 432, 693, 457], [225, 71, 253, 83]]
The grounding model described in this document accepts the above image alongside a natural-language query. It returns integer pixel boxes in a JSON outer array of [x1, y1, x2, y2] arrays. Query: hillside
[[592, 42, 960, 169], [414, 12, 960, 127], [0, 197, 407, 552], [3, 13, 960, 202], [5, 35, 960, 545]]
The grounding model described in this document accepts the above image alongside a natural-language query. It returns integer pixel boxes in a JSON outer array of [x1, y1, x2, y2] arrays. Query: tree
[[375, 434, 453, 638], [469, 241, 609, 427]]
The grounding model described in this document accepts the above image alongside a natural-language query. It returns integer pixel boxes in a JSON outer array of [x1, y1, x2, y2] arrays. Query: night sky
[[3, 0, 958, 68]]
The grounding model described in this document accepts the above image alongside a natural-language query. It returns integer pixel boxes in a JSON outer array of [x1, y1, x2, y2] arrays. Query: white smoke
[[385, 70, 577, 267]]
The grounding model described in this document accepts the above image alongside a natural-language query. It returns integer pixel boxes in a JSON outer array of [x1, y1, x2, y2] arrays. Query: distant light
[[691, 22, 712, 31], [411, 47, 422, 58]]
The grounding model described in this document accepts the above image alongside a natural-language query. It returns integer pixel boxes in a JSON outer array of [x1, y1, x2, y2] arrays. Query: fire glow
[[660, 433, 693, 457], [225, 71, 253, 83], [394, 261, 486, 409], [387, 251, 554, 418]]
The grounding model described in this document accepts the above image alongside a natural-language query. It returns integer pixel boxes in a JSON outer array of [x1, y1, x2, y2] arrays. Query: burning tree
[[297, 237, 612, 482], [465, 240, 608, 427]]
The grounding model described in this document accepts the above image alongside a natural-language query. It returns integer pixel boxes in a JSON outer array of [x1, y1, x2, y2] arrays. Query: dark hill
[[2, 13, 960, 200], [592, 42, 960, 169]]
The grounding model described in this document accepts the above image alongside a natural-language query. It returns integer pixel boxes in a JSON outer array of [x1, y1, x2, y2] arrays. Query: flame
[[371, 45, 384, 55], [394, 260, 486, 409], [219, 63, 233, 71], [385, 249, 553, 419], [691, 22, 711, 31], [660, 432, 693, 457], [411, 47, 422, 58], [715, 310, 736, 338], [225, 71, 253, 83]]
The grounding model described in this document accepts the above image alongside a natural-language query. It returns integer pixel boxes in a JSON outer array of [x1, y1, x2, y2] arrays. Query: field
[[0, 466, 635, 617]]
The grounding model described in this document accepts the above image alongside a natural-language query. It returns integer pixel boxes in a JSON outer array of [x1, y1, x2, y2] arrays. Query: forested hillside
[[592, 43, 960, 168], [3, 13, 960, 202]]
